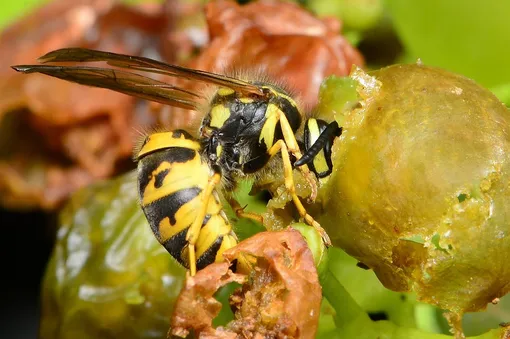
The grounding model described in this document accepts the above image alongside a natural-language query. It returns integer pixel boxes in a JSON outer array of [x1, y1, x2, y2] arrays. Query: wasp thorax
[[200, 84, 303, 181]]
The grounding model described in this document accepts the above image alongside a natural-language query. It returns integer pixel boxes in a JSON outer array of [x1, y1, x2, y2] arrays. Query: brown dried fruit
[[0, 0, 181, 209], [0, 0, 363, 210], [170, 229, 321, 339], [170, 262, 246, 338], [160, 0, 364, 129]]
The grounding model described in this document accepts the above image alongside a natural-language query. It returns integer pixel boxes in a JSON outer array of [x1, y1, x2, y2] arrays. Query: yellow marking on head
[[217, 87, 235, 96], [209, 104, 231, 128], [141, 156, 209, 206], [216, 144, 223, 159], [259, 103, 280, 149], [307, 119, 329, 174], [240, 97, 254, 104], [307, 119, 321, 144], [136, 132, 201, 159]]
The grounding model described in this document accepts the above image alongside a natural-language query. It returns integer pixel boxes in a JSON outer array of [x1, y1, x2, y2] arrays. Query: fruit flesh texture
[[318, 64, 510, 313]]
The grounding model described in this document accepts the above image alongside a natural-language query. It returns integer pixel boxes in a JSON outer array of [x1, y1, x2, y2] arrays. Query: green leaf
[[308, 0, 384, 32], [490, 83, 510, 106], [0, 0, 48, 29], [386, 0, 510, 88]]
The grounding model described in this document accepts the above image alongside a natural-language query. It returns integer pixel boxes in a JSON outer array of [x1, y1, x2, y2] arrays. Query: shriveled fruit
[[170, 229, 321, 339]]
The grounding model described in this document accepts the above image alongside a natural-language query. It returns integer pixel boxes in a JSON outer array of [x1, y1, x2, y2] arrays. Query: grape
[[318, 64, 510, 314]]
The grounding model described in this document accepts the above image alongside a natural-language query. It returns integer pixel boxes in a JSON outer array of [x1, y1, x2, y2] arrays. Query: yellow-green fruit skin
[[39, 173, 186, 339], [318, 64, 510, 313]]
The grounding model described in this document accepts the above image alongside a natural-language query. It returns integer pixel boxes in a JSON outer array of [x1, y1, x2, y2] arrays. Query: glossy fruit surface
[[318, 64, 510, 313]]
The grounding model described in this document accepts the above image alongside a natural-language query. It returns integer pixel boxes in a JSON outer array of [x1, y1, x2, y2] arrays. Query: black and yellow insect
[[12, 48, 342, 275], [136, 129, 238, 273], [296, 119, 343, 179]]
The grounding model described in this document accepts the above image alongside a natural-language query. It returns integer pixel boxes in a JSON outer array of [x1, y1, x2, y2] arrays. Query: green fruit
[[40, 173, 186, 339], [318, 64, 510, 314]]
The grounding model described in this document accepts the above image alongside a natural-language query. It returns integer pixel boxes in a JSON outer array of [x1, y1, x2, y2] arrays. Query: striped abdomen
[[136, 131, 237, 270]]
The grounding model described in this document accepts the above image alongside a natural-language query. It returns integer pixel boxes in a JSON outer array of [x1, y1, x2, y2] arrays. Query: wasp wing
[[36, 48, 265, 96], [11, 65, 202, 110]]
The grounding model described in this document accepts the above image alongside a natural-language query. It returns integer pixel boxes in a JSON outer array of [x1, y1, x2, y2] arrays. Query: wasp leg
[[229, 198, 264, 224], [277, 112, 318, 202], [186, 172, 222, 276], [268, 140, 332, 246]]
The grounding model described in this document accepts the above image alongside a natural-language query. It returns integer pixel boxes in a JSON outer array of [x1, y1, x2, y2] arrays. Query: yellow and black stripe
[[12, 47, 345, 266], [136, 130, 237, 271], [296, 119, 343, 178]]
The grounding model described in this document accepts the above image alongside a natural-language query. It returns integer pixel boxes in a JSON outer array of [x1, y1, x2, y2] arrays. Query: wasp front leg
[[268, 140, 332, 246], [186, 172, 222, 276], [277, 112, 318, 202]]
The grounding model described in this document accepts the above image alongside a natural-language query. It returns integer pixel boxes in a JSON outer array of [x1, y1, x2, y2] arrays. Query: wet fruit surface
[[319, 64, 510, 314]]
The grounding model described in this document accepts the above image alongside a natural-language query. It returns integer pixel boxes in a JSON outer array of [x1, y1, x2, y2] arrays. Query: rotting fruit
[[317, 64, 510, 321]]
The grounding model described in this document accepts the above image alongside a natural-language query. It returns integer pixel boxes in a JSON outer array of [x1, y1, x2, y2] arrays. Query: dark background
[[0, 209, 55, 338]]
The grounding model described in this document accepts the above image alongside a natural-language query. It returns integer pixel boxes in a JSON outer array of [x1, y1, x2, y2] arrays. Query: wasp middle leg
[[268, 139, 332, 246]]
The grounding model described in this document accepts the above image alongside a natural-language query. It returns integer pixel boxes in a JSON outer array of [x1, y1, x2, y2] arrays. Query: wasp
[[136, 129, 238, 272], [12, 48, 342, 275]]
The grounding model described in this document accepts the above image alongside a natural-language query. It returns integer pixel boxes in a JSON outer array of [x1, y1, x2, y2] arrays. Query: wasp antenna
[[295, 122, 342, 168]]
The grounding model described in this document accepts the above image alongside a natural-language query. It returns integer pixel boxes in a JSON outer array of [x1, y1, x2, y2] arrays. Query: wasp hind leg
[[228, 198, 264, 224], [268, 139, 332, 246], [186, 172, 222, 276]]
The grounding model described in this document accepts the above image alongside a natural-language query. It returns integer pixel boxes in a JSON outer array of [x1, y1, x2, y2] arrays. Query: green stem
[[320, 268, 372, 327]]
